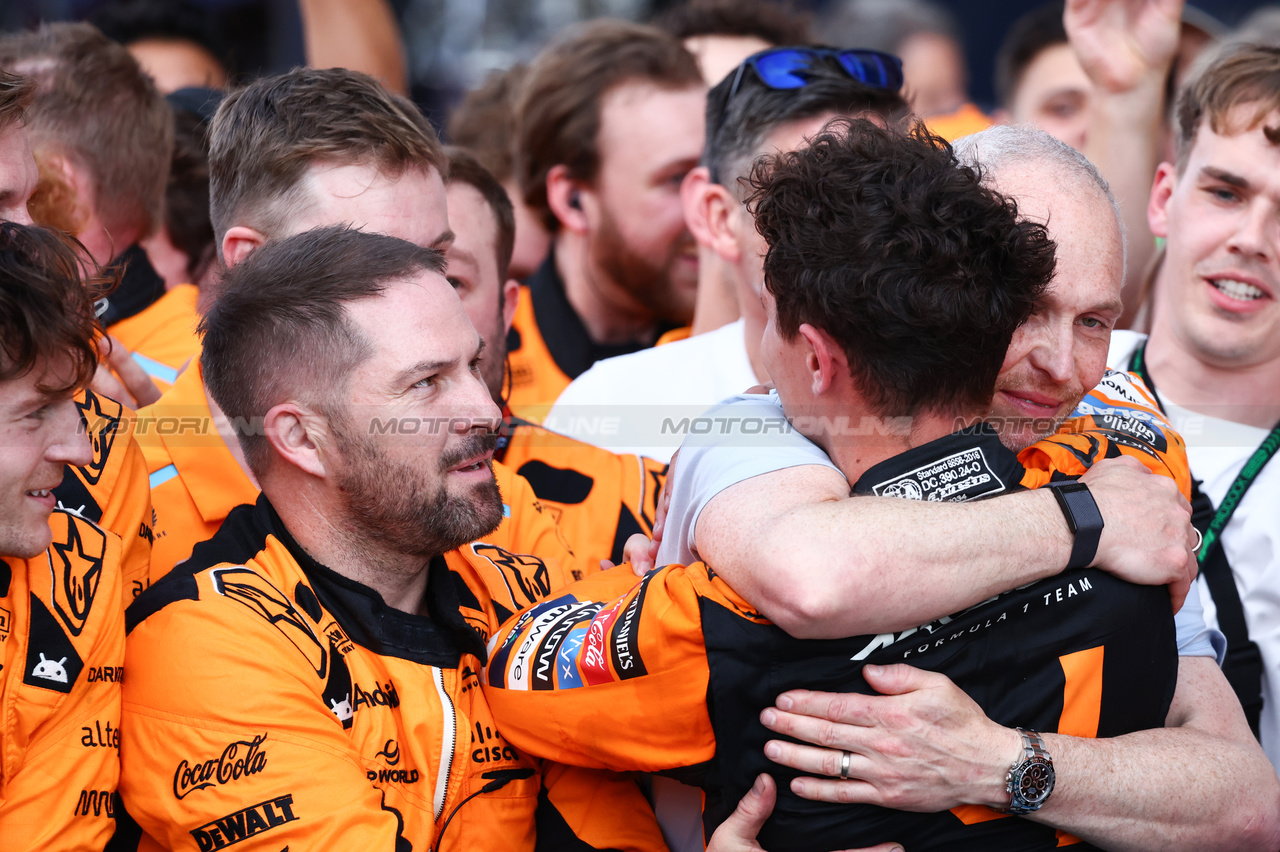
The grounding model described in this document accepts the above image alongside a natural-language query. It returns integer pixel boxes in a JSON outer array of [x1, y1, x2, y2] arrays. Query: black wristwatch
[[1002, 728, 1055, 814], [1047, 481, 1104, 570]]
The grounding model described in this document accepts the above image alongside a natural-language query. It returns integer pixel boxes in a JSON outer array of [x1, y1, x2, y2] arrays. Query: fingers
[[621, 534, 655, 577], [100, 336, 161, 407], [705, 774, 775, 852], [1169, 551, 1195, 613], [763, 737, 873, 780], [90, 363, 137, 410], [789, 775, 882, 805]]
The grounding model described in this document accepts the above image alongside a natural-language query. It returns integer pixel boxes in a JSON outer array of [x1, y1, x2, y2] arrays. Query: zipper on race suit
[[430, 665, 457, 821]]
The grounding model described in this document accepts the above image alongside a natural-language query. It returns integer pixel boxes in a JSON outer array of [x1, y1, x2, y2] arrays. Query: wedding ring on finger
[[1191, 526, 1203, 555], [839, 750, 851, 780]]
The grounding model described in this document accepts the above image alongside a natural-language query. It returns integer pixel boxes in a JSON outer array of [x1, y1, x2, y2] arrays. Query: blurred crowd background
[[5, 0, 1277, 128]]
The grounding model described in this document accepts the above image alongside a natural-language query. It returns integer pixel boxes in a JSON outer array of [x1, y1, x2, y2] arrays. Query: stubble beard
[[330, 413, 504, 559], [592, 203, 697, 326]]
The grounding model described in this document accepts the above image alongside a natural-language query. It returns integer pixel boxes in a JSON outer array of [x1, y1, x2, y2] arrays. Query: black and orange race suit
[[121, 495, 667, 852], [55, 387, 153, 603], [485, 396, 1190, 851], [499, 411, 668, 578], [0, 510, 126, 851]]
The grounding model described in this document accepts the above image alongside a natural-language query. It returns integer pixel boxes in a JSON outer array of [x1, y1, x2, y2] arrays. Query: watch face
[[1017, 758, 1055, 804]]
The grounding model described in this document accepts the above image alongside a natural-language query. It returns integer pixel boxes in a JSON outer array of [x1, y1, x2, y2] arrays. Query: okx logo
[[190, 794, 297, 850]]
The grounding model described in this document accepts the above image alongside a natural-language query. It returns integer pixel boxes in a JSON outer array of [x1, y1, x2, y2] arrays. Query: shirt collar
[[853, 423, 1024, 503]]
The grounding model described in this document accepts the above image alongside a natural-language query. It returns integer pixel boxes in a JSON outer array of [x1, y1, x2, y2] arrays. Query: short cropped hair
[[209, 68, 446, 252], [447, 65, 523, 184], [0, 69, 35, 134], [749, 119, 1054, 416], [1175, 43, 1280, 171], [516, 19, 702, 230], [200, 226, 447, 477], [0, 22, 174, 238], [994, 2, 1065, 110], [705, 49, 909, 188], [0, 223, 111, 395], [445, 147, 516, 282], [654, 0, 811, 47]]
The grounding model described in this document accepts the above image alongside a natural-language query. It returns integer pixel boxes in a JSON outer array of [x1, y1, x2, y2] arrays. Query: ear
[[1147, 161, 1177, 239], [263, 402, 327, 479], [545, 164, 590, 235], [222, 226, 267, 269], [682, 166, 742, 264], [797, 323, 845, 397], [501, 278, 520, 334]]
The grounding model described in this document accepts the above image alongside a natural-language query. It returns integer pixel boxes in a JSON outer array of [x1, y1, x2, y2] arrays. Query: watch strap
[[1047, 481, 1104, 570], [1002, 728, 1055, 815]]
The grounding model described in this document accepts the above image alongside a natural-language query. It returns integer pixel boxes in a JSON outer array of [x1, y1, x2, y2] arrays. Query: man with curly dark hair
[[477, 119, 1185, 851]]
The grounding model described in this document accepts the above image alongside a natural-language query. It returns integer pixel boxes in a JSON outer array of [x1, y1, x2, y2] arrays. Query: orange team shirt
[[0, 511, 126, 852], [55, 387, 153, 604], [139, 362, 579, 586], [506, 285, 571, 424], [108, 283, 201, 393], [121, 495, 666, 852], [499, 414, 667, 574]]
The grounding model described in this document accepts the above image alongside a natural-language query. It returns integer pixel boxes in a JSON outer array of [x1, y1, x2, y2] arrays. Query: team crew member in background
[[1110, 43, 1280, 767], [0, 223, 127, 852], [0, 23, 192, 396], [650, 123, 1276, 849], [140, 69, 572, 582], [508, 20, 706, 421], [0, 66, 154, 603], [484, 120, 1201, 850], [121, 227, 666, 852], [445, 147, 668, 570], [447, 65, 551, 283], [549, 45, 910, 463], [651, 0, 814, 339]]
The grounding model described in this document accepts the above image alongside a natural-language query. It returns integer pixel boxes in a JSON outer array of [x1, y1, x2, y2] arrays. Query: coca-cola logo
[[173, 734, 268, 800]]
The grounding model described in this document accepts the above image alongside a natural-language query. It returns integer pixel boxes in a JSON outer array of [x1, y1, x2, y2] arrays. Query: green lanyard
[[1129, 341, 1280, 560]]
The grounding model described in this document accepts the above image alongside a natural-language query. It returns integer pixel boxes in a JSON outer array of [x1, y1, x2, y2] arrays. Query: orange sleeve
[[1019, 370, 1193, 499], [0, 517, 125, 852], [121, 589, 401, 850], [484, 565, 717, 775], [538, 762, 670, 852]]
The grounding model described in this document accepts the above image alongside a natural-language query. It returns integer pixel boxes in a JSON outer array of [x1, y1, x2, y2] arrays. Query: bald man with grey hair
[[955, 123, 1126, 270]]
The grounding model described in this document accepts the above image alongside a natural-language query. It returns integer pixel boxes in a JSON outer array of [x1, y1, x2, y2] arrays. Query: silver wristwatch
[[1002, 728, 1055, 815]]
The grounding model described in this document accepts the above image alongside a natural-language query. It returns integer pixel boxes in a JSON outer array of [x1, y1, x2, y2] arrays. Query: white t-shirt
[[1110, 329, 1280, 764], [545, 319, 759, 463]]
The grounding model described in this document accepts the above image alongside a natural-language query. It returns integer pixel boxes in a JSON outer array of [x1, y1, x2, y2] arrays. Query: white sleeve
[[656, 393, 843, 566]]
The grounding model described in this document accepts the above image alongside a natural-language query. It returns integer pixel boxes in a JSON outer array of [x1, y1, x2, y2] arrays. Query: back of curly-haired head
[[748, 118, 1055, 417]]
